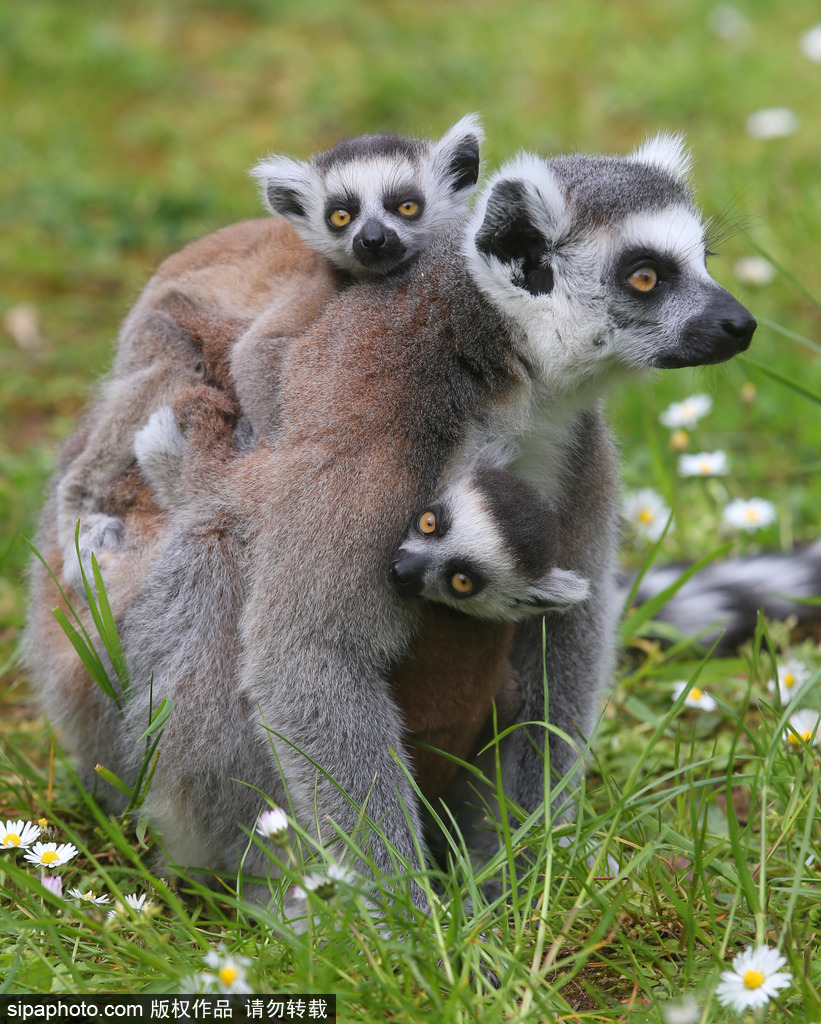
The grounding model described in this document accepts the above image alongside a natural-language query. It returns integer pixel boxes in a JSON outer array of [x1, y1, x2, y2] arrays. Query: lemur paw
[[62, 513, 125, 600]]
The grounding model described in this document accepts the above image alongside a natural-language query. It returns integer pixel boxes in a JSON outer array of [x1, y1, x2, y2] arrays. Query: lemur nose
[[389, 555, 426, 597], [720, 312, 757, 347], [360, 226, 387, 250]]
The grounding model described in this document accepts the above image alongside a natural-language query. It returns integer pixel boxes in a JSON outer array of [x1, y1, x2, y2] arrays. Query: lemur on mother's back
[[52, 115, 484, 592]]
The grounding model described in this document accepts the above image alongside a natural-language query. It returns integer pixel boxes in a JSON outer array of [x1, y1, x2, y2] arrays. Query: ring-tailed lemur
[[390, 443, 589, 620], [26, 134, 756, 911], [52, 116, 483, 596]]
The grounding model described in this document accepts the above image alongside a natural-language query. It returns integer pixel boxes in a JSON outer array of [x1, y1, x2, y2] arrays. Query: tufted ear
[[473, 175, 556, 296], [249, 155, 315, 220], [632, 132, 692, 180], [430, 113, 484, 196]]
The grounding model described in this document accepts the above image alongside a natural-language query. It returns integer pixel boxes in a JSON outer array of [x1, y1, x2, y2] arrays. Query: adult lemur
[[51, 115, 483, 595], [27, 134, 755, 909]]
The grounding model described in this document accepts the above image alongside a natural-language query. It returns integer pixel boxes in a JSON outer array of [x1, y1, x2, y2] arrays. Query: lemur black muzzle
[[389, 553, 426, 597], [656, 286, 756, 368]]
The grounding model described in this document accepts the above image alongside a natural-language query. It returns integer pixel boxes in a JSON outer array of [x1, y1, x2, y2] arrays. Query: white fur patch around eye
[[616, 206, 708, 277], [324, 157, 420, 208], [441, 482, 517, 575]]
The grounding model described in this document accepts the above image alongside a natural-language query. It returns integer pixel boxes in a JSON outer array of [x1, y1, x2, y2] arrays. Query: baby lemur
[[53, 115, 483, 593], [27, 134, 756, 910], [389, 445, 590, 620]]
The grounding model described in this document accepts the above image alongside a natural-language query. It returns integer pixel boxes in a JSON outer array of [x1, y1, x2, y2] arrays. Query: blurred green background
[[2, 0, 821, 669]]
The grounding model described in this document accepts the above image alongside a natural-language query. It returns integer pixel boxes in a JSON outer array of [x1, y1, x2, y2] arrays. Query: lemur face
[[389, 475, 589, 622], [252, 114, 483, 278], [465, 134, 756, 394]]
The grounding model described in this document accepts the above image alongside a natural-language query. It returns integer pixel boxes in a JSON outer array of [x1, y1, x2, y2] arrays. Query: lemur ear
[[431, 113, 484, 195], [523, 568, 590, 611], [473, 173, 557, 296], [249, 155, 314, 220], [632, 132, 692, 180]]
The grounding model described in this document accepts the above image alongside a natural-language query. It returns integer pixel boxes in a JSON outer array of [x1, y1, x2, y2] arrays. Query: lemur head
[[464, 134, 756, 393], [389, 445, 589, 621], [251, 114, 483, 277]]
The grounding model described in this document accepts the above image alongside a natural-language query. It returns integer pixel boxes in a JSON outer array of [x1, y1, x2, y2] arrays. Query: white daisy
[[659, 393, 713, 429], [661, 995, 700, 1024], [746, 107, 799, 139], [107, 892, 153, 920], [722, 497, 776, 533], [203, 947, 252, 994], [256, 807, 289, 844], [734, 256, 776, 287], [327, 862, 355, 885], [0, 819, 41, 850], [678, 450, 730, 477], [800, 23, 821, 63], [68, 887, 111, 905], [23, 841, 79, 870], [769, 658, 812, 703], [783, 709, 821, 749], [672, 681, 718, 712], [716, 944, 792, 1011], [623, 488, 671, 542]]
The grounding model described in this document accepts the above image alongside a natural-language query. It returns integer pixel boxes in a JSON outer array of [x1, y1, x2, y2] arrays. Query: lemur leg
[[505, 412, 619, 822]]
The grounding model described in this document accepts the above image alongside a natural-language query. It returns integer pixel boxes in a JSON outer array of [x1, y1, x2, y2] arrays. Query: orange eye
[[418, 511, 436, 534], [397, 200, 420, 217], [450, 572, 474, 594], [329, 209, 351, 228], [628, 266, 658, 292]]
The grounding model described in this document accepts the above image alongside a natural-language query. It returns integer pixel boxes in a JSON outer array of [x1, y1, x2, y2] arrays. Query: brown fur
[[54, 219, 341, 569]]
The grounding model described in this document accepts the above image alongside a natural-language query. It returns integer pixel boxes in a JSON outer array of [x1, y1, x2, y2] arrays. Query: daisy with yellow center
[[672, 681, 717, 712], [715, 944, 791, 1011], [659, 393, 713, 429], [68, 887, 110, 905], [23, 841, 78, 870], [769, 658, 812, 703], [783, 709, 821, 749], [0, 819, 41, 850], [623, 488, 671, 543], [203, 947, 252, 994], [678, 450, 730, 478], [722, 497, 776, 534]]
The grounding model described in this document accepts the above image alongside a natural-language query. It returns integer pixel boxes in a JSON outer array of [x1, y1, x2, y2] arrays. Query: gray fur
[[27, 134, 756, 909]]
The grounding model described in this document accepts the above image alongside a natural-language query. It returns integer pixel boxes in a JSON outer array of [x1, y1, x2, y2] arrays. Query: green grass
[[2, 0, 821, 1018]]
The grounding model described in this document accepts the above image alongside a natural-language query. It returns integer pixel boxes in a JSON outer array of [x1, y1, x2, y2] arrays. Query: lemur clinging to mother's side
[[52, 115, 484, 594]]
